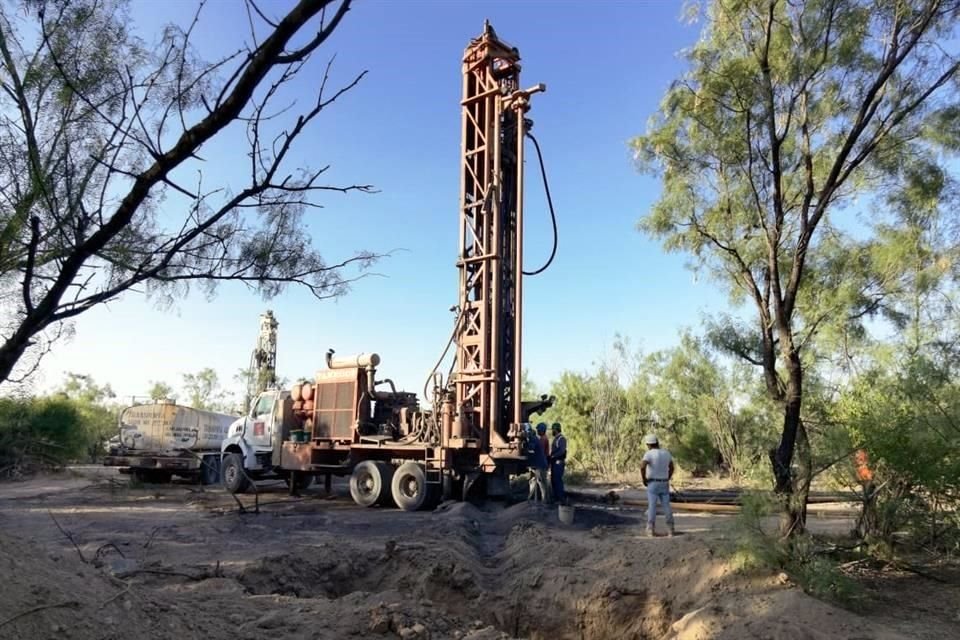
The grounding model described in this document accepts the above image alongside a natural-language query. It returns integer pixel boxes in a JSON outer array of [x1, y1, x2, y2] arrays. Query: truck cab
[[220, 389, 295, 492]]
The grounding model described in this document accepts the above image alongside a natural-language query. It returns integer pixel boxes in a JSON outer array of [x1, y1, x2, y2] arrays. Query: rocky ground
[[0, 468, 956, 639]]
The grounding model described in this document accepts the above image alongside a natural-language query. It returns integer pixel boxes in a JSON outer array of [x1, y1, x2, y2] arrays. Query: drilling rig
[[244, 310, 278, 413], [220, 23, 554, 508]]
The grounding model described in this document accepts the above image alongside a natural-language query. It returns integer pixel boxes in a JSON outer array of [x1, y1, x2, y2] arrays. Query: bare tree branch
[[0, 0, 377, 383]]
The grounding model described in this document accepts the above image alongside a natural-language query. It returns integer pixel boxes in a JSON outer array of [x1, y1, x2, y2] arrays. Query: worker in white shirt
[[640, 434, 675, 537]]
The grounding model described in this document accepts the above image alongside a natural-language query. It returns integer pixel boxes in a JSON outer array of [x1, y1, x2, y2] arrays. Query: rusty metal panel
[[313, 368, 360, 440], [280, 442, 313, 470]]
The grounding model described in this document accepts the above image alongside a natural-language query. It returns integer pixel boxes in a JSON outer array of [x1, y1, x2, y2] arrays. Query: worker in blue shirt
[[549, 423, 567, 503], [524, 424, 549, 502]]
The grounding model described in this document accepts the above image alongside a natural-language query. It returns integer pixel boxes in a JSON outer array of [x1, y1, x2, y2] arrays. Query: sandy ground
[[0, 468, 956, 640]]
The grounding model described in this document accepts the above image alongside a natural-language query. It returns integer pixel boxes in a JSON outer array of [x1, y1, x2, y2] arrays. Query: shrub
[[728, 491, 863, 607], [0, 397, 89, 477]]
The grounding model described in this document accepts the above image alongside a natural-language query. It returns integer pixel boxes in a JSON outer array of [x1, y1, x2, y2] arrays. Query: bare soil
[[0, 468, 956, 640]]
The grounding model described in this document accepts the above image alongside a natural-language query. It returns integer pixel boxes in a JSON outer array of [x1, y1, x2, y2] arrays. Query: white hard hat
[[644, 434, 659, 445]]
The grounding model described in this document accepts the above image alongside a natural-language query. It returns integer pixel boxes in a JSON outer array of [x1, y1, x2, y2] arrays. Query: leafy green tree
[[181, 368, 230, 412], [831, 172, 960, 547], [59, 372, 115, 405], [541, 371, 600, 472], [147, 381, 175, 403], [57, 372, 118, 460], [645, 334, 774, 480], [633, 0, 960, 535], [0, 0, 374, 384], [588, 362, 634, 477]]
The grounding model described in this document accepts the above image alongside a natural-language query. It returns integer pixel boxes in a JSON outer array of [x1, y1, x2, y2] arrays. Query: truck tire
[[200, 455, 221, 486], [350, 460, 393, 507], [222, 453, 251, 494], [391, 462, 434, 511]]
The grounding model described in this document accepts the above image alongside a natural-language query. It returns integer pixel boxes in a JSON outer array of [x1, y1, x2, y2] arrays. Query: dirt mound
[[0, 476, 933, 640], [667, 589, 907, 640], [0, 530, 196, 640]]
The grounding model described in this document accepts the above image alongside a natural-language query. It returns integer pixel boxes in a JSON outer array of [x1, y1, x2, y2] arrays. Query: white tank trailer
[[104, 401, 238, 484]]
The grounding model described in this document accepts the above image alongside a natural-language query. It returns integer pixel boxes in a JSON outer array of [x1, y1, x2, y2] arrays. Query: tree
[[641, 333, 777, 481], [147, 380, 175, 402], [56, 371, 118, 461], [836, 352, 960, 547], [0, 0, 377, 384], [633, 0, 960, 535], [59, 371, 115, 405], [180, 367, 228, 412], [541, 371, 599, 472]]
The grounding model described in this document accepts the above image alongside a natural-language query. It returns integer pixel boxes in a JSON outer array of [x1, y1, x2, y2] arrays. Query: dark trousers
[[550, 461, 565, 503]]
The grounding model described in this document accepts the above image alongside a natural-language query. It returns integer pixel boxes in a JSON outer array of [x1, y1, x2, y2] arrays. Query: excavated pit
[[235, 503, 675, 639]]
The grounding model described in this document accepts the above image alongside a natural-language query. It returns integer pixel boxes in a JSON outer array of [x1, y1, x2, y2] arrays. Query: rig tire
[[391, 462, 433, 512], [350, 460, 393, 507]]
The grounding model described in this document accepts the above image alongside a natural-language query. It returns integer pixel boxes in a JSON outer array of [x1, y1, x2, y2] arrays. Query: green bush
[[728, 491, 863, 607], [0, 397, 90, 476], [834, 355, 960, 553], [670, 426, 718, 476]]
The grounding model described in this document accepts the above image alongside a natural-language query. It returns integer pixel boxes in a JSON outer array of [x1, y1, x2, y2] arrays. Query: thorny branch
[[0, 601, 81, 628], [48, 509, 87, 564]]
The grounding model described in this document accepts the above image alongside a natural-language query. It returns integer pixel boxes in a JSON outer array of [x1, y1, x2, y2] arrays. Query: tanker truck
[[104, 401, 239, 484]]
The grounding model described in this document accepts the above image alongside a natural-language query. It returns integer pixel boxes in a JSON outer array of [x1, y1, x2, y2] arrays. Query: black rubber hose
[[523, 132, 557, 276]]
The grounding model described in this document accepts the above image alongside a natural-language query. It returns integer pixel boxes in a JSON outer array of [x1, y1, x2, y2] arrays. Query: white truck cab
[[220, 389, 288, 492]]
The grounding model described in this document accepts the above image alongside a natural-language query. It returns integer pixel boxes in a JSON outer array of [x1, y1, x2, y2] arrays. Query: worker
[[640, 434, 675, 537], [537, 422, 551, 461], [530, 423, 551, 502], [549, 423, 566, 504], [525, 424, 549, 503]]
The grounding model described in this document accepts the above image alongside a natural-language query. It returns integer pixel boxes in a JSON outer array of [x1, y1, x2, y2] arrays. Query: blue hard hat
[[536, 422, 547, 434]]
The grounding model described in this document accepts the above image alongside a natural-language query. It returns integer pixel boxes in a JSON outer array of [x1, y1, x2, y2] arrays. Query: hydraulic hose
[[522, 131, 558, 276]]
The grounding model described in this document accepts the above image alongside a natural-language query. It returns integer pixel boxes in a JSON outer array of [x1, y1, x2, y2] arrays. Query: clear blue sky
[[34, 0, 731, 405]]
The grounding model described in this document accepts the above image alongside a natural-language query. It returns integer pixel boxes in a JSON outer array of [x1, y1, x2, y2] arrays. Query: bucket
[[558, 504, 575, 525]]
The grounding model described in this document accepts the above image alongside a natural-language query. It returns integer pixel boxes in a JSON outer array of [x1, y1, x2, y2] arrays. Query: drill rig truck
[[220, 22, 555, 509]]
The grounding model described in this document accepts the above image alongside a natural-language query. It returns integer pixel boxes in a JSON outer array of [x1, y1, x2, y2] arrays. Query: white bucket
[[558, 504, 575, 525]]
